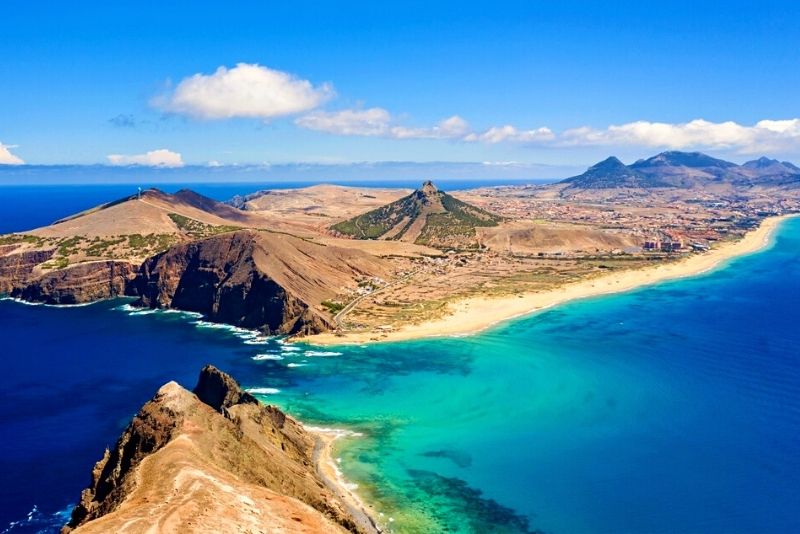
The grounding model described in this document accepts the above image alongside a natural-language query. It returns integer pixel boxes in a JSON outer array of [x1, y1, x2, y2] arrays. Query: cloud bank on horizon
[[107, 149, 184, 168], [0, 143, 25, 165], [144, 63, 800, 159], [3, 63, 799, 167]]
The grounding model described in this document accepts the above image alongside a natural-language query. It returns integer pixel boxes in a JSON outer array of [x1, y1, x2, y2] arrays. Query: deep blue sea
[[1, 187, 799, 533]]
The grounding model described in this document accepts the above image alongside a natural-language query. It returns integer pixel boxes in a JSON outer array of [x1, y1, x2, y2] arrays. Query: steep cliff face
[[11, 260, 136, 304], [133, 230, 390, 335], [63, 366, 372, 534], [0, 248, 55, 294]]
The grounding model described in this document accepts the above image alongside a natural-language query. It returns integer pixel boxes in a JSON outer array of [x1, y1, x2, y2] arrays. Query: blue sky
[[1, 0, 799, 173]]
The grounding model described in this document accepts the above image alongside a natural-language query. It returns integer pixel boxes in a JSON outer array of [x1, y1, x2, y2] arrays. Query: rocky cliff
[[63, 365, 376, 534], [0, 247, 55, 294], [11, 260, 136, 304], [132, 229, 390, 335]]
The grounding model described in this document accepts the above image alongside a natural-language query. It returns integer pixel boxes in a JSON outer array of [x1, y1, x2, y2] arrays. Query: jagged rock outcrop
[[63, 365, 375, 534], [11, 260, 136, 304], [133, 229, 390, 335]]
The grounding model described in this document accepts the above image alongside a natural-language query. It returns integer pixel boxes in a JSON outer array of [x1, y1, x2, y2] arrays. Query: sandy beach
[[306, 214, 796, 346], [307, 426, 384, 534]]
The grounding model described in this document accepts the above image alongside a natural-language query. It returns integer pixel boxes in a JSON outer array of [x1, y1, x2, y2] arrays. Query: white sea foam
[[252, 353, 284, 361], [287, 362, 307, 368], [1, 296, 95, 308], [192, 320, 256, 337], [243, 337, 269, 345], [303, 425, 364, 438], [246, 387, 281, 395], [1, 297, 43, 306], [304, 350, 343, 357], [162, 309, 204, 318], [128, 309, 157, 316], [280, 345, 302, 352]]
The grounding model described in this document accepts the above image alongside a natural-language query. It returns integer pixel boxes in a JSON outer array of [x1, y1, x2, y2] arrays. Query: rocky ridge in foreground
[[63, 365, 377, 534]]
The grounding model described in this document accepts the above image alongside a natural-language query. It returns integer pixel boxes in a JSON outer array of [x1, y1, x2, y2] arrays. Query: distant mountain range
[[562, 151, 800, 190]]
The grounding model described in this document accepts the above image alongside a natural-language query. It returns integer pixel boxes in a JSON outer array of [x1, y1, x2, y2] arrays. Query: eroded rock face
[[63, 382, 185, 531], [0, 248, 55, 294], [11, 261, 136, 304], [193, 363, 259, 412], [62, 366, 369, 534], [133, 230, 389, 336]]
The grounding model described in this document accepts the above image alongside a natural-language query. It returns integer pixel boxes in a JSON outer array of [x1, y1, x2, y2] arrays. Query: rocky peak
[[420, 180, 439, 195], [193, 364, 258, 413], [631, 151, 736, 169], [590, 156, 627, 171]]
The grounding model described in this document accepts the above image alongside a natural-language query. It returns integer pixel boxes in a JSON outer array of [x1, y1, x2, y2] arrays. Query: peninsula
[[61, 365, 379, 534], [1, 151, 799, 344]]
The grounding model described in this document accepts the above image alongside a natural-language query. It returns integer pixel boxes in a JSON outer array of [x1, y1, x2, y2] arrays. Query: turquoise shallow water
[[2, 217, 799, 533]]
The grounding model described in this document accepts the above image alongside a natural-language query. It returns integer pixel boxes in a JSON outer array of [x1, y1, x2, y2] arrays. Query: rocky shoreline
[[0, 229, 389, 336]]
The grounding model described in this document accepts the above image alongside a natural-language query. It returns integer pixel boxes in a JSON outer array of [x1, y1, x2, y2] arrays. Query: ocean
[[1, 191, 799, 533]]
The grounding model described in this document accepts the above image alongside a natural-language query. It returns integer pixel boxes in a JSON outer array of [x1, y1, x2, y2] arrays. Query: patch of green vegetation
[[321, 300, 346, 314], [0, 234, 45, 246], [439, 193, 502, 227], [57, 236, 86, 256], [332, 188, 502, 245], [84, 236, 127, 257], [168, 213, 241, 238], [416, 213, 478, 244], [41, 256, 70, 270], [127, 233, 180, 252], [332, 194, 422, 239]]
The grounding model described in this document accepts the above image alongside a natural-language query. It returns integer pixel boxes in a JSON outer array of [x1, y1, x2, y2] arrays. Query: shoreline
[[306, 425, 384, 534], [305, 214, 796, 346]]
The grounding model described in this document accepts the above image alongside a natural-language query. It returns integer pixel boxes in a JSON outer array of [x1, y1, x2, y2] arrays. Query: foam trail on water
[[246, 387, 281, 395], [252, 353, 284, 361], [304, 350, 343, 357]]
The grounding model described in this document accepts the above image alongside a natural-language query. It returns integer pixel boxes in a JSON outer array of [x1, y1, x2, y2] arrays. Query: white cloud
[[296, 108, 469, 140], [107, 149, 184, 167], [456, 118, 800, 154], [296, 108, 392, 136], [390, 115, 470, 139], [464, 125, 555, 144], [557, 119, 800, 153], [0, 142, 24, 165], [154, 63, 332, 120]]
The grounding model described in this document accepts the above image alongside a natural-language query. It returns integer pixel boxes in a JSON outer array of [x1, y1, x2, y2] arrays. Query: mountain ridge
[[561, 151, 800, 190]]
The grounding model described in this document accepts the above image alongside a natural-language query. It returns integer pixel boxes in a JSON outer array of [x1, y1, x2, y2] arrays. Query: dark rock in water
[[193, 364, 258, 412]]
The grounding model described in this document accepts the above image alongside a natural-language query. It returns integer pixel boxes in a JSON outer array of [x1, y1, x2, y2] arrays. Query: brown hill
[[62, 365, 376, 534], [133, 229, 392, 335]]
